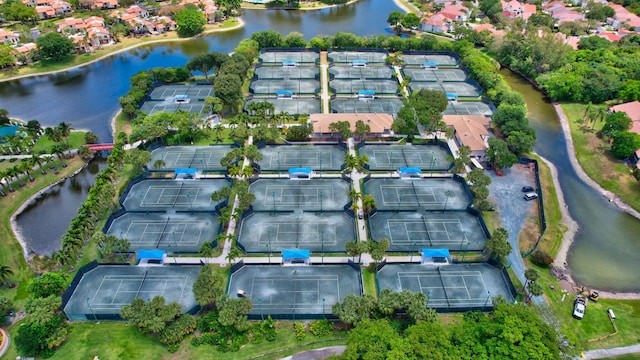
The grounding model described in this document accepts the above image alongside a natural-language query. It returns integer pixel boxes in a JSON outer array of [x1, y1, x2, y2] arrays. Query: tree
[[84, 131, 99, 144], [193, 264, 226, 307], [175, 8, 206, 37], [216, 0, 242, 14], [213, 73, 242, 107], [369, 238, 390, 262], [449, 145, 472, 173], [120, 296, 182, 334], [329, 121, 353, 140], [354, 120, 371, 142], [611, 131, 640, 159], [15, 295, 68, 358], [487, 138, 517, 170], [387, 11, 404, 28], [332, 294, 377, 325], [405, 322, 460, 359], [0, 264, 13, 286], [523, 268, 539, 292], [204, 96, 224, 116], [283, 31, 307, 48], [484, 227, 511, 258], [506, 130, 534, 156], [401, 13, 420, 29], [361, 194, 376, 216], [527, 281, 544, 297], [0, 44, 16, 68], [56, 121, 73, 150], [36, 32, 73, 61], [125, 148, 152, 171], [27, 272, 67, 298], [250, 30, 283, 49], [602, 112, 632, 139], [186, 52, 227, 81], [160, 314, 196, 346], [217, 296, 252, 331], [285, 124, 313, 141], [341, 319, 409, 358]]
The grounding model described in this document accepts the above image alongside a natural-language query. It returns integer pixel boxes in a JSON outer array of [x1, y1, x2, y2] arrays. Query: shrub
[[308, 319, 334, 337], [160, 314, 197, 346], [293, 322, 306, 340], [531, 250, 554, 267]]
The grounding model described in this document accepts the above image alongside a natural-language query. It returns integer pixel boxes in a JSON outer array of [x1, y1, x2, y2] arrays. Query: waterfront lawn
[[33, 131, 88, 153], [0, 156, 86, 302], [562, 103, 640, 213]]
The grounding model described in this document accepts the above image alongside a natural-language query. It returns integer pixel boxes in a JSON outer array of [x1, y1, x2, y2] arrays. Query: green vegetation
[[361, 268, 377, 297], [33, 131, 87, 153], [562, 103, 640, 212]]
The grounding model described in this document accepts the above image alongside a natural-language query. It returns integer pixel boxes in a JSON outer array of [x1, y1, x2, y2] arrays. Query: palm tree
[[153, 159, 166, 170], [5, 166, 21, 191], [225, 247, 243, 264], [57, 122, 73, 151], [0, 170, 9, 196], [18, 161, 34, 182], [212, 124, 224, 144], [30, 155, 45, 175], [361, 194, 377, 217], [0, 264, 13, 286]]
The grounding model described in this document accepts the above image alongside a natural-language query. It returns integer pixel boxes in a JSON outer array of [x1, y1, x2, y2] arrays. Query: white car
[[573, 298, 586, 319]]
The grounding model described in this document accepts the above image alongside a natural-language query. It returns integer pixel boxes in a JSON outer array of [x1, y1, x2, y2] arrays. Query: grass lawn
[[0, 19, 241, 81], [561, 103, 640, 213], [361, 267, 377, 298], [5, 321, 347, 360], [33, 131, 88, 153], [0, 156, 86, 303]]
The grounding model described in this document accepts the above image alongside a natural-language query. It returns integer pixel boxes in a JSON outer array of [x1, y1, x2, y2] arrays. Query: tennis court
[[330, 79, 398, 94], [250, 79, 320, 95], [376, 263, 515, 310], [402, 54, 459, 67], [401, 68, 467, 82], [237, 211, 355, 253], [327, 51, 388, 64], [148, 146, 232, 172], [228, 264, 362, 318], [329, 66, 394, 80], [330, 98, 404, 115], [409, 81, 482, 98], [359, 144, 451, 171], [443, 101, 494, 117], [139, 101, 206, 115], [368, 210, 488, 252], [257, 145, 346, 171], [121, 179, 228, 212], [254, 66, 319, 80], [148, 85, 213, 101], [259, 50, 320, 64], [64, 265, 200, 320], [364, 178, 470, 211], [250, 178, 351, 212], [105, 212, 219, 253], [244, 98, 321, 115]]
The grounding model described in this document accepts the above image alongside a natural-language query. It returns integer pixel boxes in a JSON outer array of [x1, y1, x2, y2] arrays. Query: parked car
[[573, 296, 587, 319], [524, 192, 538, 201], [521, 185, 535, 192]]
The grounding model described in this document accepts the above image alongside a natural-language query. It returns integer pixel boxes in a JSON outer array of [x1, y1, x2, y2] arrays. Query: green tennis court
[[254, 65, 320, 80], [327, 51, 388, 64], [330, 98, 404, 115], [402, 68, 467, 82], [237, 211, 355, 253], [409, 81, 482, 98], [148, 145, 232, 172], [368, 210, 488, 252], [329, 66, 394, 80], [359, 144, 451, 171], [148, 85, 213, 101], [443, 101, 494, 117], [228, 265, 362, 318], [250, 179, 351, 212], [63, 265, 200, 320], [105, 212, 219, 253], [257, 145, 346, 171], [402, 54, 459, 67], [244, 98, 321, 115], [121, 179, 228, 212], [259, 50, 320, 64], [377, 263, 515, 310], [364, 178, 470, 211], [250, 79, 320, 95], [330, 79, 398, 94], [139, 101, 206, 115]]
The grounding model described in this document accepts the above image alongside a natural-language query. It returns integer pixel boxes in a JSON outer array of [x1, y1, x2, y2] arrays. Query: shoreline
[[241, 0, 360, 11], [392, 0, 415, 13], [9, 160, 90, 264], [0, 18, 245, 83], [551, 102, 640, 300]]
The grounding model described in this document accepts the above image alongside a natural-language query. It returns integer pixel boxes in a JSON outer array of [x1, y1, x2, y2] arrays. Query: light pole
[[410, 242, 417, 262], [277, 151, 280, 177], [138, 191, 144, 206], [462, 241, 469, 262], [427, 290, 432, 307], [485, 291, 491, 306], [267, 230, 272, 264], [321, 230, 325, 264], [258, 298, 263, 321], [86, 297, 99, 323], [322, 298, 326, 319], [319, 191, 323, 214], [186, 191, 192, 208], [443, 190, 451, 211], [319, 158, 322, 178], [460, 231, 466, 251], [399, 190, 403, 206]]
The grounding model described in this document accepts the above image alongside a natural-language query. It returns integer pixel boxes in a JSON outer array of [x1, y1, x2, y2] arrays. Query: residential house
[[442, 114, 492, 161], [542, 1, 584, 24], [52, 0, 73, 16], [125, 5, 149, 19], [91, 0, 118, 10], [308, 113, 394, 139], [35, 5, 56, 19], [440, 4, 469, 22], [0, 29, 19, 45], [421, 14, 449, 33], [609, 101, 640, 166], [14, 42, 37, 64]]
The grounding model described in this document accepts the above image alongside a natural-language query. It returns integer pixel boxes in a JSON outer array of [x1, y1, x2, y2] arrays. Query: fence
[[519, 158, 546, 258], [61, 260, 100, 317]]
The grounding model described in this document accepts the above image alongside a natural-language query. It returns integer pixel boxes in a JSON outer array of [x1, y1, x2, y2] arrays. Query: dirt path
[[552, 103, 640, 300]]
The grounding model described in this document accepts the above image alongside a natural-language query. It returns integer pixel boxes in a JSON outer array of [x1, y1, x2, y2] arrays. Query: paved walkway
[[582, 344, 640, 359], [281, 345, 347, 360]]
